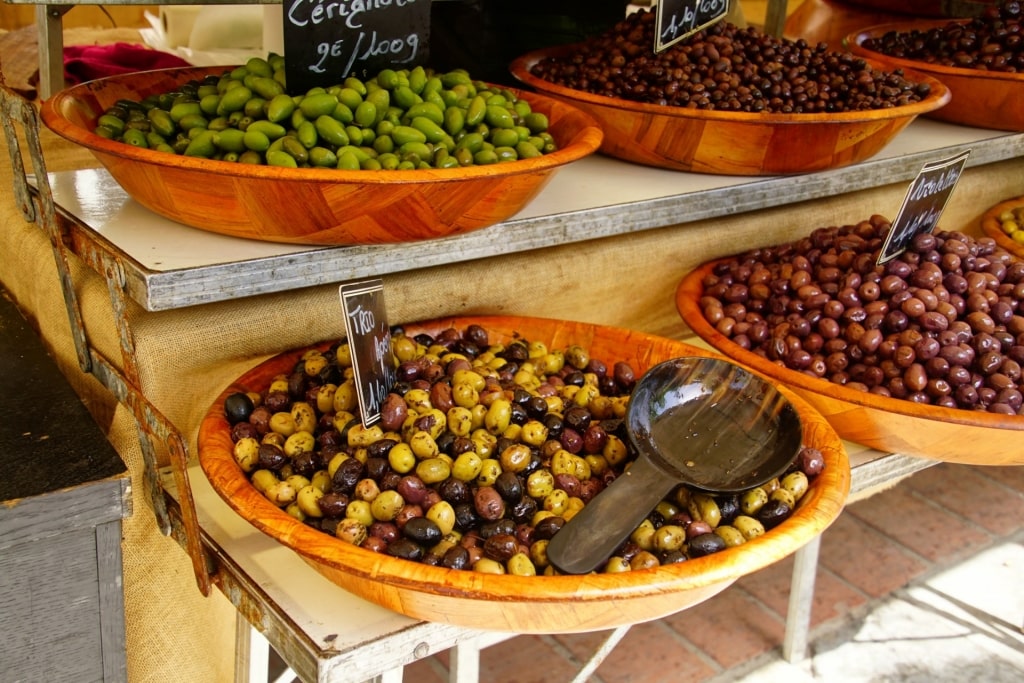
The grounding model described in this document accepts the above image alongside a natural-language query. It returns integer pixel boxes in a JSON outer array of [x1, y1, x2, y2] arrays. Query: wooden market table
[[4, 69, 1024, 680]]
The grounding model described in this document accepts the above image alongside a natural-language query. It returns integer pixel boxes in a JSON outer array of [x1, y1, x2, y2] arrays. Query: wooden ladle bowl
[[197, 316, 850, 633]]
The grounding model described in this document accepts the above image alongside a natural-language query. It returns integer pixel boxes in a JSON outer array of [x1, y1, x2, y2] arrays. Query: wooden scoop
[[546, 356, 803, 575]]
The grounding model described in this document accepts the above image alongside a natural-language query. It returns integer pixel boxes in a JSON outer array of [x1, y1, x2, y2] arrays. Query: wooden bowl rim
[[845, 19, 1024, 83], [40, 66, 605, 186], [198, 315, 850, 606], [509, 46, 951, 124], [980, 195, 1024, 260], [677, 260, 1024, 433]]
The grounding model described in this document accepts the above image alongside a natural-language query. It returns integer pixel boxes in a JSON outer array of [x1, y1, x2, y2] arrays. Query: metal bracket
[[1, 83, 214, 597]]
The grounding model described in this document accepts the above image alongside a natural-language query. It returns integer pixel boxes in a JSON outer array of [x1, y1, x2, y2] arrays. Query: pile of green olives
[[223, 323, 825, 576], [93, 54, 559, 170]]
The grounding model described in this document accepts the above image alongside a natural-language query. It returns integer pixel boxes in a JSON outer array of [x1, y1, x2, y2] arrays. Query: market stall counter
[[3, 69, 1024, 680]]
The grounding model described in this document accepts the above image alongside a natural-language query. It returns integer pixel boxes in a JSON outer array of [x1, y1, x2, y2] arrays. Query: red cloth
[[64, 43, 192, 85]]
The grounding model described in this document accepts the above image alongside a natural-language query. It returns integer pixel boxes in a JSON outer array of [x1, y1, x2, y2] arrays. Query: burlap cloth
[[3, 41, 1024, 679]]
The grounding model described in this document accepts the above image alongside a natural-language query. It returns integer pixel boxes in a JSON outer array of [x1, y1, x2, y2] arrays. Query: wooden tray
[[509, 47, 950, 175], [677, 263, 1024, 465], [40, 67, 603, 246], [980, 195, 1024, 260], [846, 20, 1024, 132], [198, 316, 849, 633]]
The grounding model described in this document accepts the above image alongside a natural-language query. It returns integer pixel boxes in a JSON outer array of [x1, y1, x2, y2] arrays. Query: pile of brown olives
[[223, 323, 824, 575], [697, 216, 1024, 414], [863, 1, 1024, 72], [93, 55, 558, 170], [527, 8, 932, 113]]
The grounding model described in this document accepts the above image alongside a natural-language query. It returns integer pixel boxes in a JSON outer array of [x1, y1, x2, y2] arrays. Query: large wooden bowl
[[677, 262, 1024, 465], [40, 67, 603, 246], [980, 195, 1024, 260], [508, 48, 950, 175], [846, 21, 1024, 131], [197, 316, 849, 633]]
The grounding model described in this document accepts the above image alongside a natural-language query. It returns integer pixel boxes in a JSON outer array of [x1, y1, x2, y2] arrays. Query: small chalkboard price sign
[[656, 0, 730, 52], [282, 0, 431, 95], [877, 150, 971, 265], [339, 279, 395, 428]]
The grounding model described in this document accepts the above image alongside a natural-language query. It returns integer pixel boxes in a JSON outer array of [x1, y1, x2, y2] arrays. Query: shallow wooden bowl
[[846, 21, 1024, 131], [678, 262, 1024, 465], [980, 195, 1024, 259], [40, 67, 603, 246], [198, 316, 849, 633], [508, 48, 950, 175]]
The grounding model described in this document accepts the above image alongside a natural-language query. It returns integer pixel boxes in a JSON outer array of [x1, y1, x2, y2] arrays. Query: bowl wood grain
[[846, 21, 1024, 132], [198, 316, 849, 633], [509, 47, 950, 175], [41, 67, 603, 245], [677, 262, 1024, 465]]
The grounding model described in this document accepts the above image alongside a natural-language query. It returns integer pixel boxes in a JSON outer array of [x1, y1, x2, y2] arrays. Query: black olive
[[688, 532, 727, 557], [386, 538, 424, 561], [224, 392, 254, 424], [453, 503, 479, 531], [510, 496, 538, 524], [442, 545, 471, 570], [437, 477, 471, 505], [364, 456, 390, 481], [509, 401, 529, 425], [563, 405, 592, 432], [366, 438, 399, 460], [479, 518, 516, 539], [494, 471, 524, 503], [402, 517, 442, 545], [291, 451, 318, 479], [483, 533, 519, 563], [533, 516, 565, 540], [758, 499, 794, 530], [317, 492, 349, 517], [716, 495, 741, 524], [662, 550, 688, 565], [332, 457, 364, 494]]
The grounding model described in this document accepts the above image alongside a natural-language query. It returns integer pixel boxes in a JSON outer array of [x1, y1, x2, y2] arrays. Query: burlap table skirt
[[3, 74, 1024, 680]]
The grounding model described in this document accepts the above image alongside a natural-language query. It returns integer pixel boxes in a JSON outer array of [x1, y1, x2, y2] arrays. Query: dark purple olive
[[757, 499, 793, 530], [688, 533, 727, 557], [386, 538, 424, 561], [402, 517, 442, 545]]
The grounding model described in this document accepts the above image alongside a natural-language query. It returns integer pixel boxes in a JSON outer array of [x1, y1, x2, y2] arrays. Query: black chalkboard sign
[[339, 279, 395, 427], [282, 0, 431, 95], [877, 150, 971, 265], [656, 0, 730, 52]]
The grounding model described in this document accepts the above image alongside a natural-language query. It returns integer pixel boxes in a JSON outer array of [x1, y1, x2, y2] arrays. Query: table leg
[[782, 535, 821, 663], [35, 4, 70, 99]]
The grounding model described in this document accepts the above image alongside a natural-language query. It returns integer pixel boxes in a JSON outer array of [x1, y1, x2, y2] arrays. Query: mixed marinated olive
[[527, 8, 932, 113], [223, 323, 824, 575], [697, 216, 1024, 414], [93, 55, 558, 169], [863, 1, 1024, 73]]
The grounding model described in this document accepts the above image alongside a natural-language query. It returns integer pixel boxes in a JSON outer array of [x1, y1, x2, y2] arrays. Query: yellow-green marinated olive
[[96, 59, 560, 169], [226, 324, 825, 575]]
